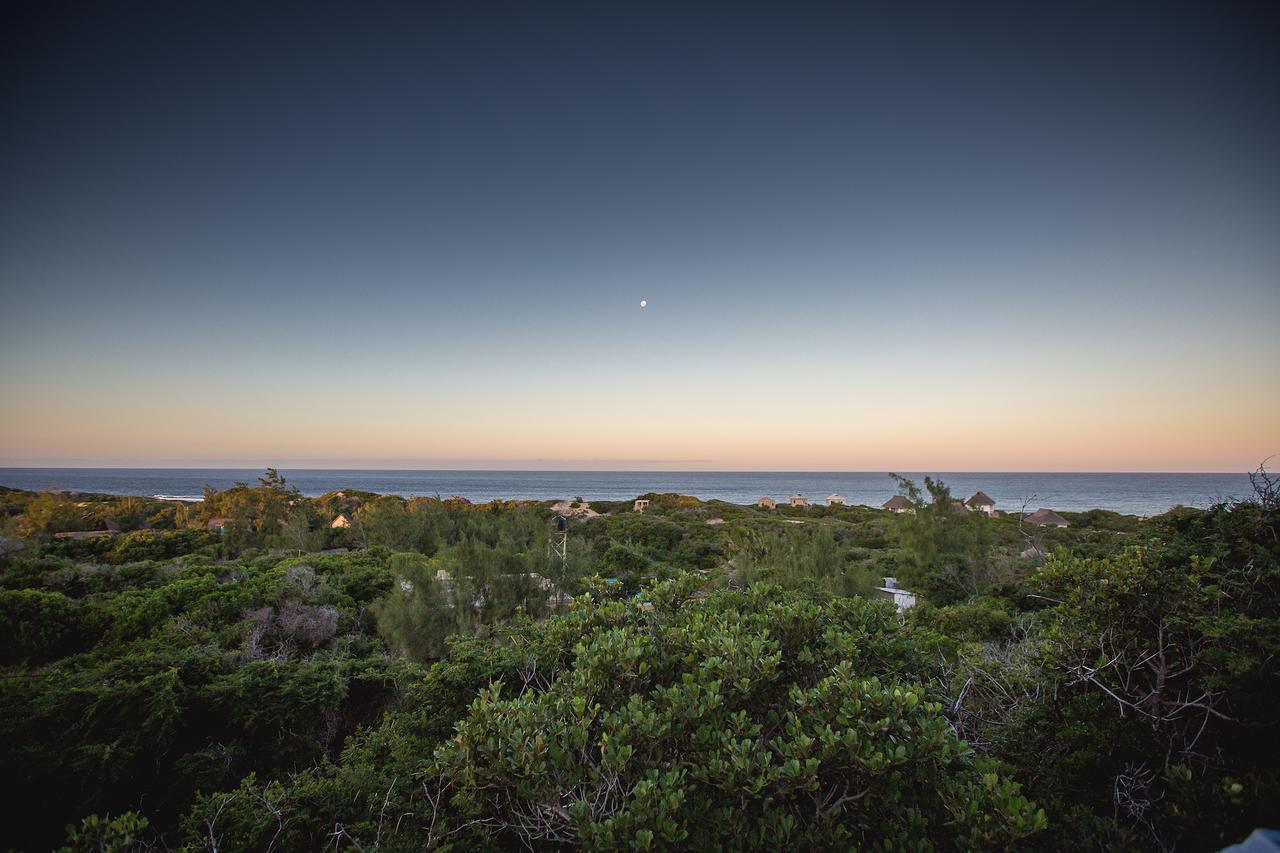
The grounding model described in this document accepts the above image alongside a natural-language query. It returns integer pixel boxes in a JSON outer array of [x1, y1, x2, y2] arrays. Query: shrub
[[425, 581, 1045, 848]]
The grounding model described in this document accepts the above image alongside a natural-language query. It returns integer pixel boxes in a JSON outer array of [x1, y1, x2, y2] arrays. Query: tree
[[890, 475, 994, 604], [276, 509, 324, 553], [17, 492, 87, 537], [372, 552, 458, 661]]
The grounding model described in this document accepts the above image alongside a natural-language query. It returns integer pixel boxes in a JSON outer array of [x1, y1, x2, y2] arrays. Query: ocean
[[0, 469, 1255, 516]]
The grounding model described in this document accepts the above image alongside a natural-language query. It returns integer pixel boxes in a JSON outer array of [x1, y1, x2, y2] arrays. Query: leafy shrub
[[0, 589, 98, 663], [62, 811, 150, 852], [426, 580, 1045, 849], [925, 598, 1016, 643]]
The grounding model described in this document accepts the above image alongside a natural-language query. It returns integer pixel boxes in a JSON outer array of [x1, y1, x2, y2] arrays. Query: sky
[[1, 1, 1277, 472]]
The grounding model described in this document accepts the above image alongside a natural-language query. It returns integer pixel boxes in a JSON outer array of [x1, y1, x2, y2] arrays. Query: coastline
[[0, 468, 1254, 517]]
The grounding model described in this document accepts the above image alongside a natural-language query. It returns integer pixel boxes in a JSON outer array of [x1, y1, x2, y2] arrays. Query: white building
[[876, 577, 918, 611], [966, 491, 996, 515], [826, 493, 845, 506], [789, 493, 809, 508]]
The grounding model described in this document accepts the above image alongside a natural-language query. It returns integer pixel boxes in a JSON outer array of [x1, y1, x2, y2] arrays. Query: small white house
[[876, 577, 918, 611], [826, 493, 845, 506], [634, 499, 650, 513], [966, 491, 996, 515], [757, 496, 776, 509], [789, 493, 809, 508]]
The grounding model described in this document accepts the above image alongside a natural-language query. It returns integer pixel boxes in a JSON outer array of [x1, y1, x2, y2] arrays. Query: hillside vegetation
[[1, 470, 1276, 850]]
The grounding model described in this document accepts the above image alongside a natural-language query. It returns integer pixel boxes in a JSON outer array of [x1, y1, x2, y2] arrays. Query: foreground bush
[[190, 579, 1044, 849], [431, 581, 1043, 849]]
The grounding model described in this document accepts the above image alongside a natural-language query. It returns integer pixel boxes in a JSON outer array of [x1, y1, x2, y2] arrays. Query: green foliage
[[425, 581, 1044, 849], [0, 545, 413, 851], [0, 588, 97, 663], [730, 524, 882, 598], [61, 811, 150, 852], [372, 552, 459, 661], [890, 475, 997, 604], [915, 597, 1016, 644], [17, 491, 89, 536], [3, 472, 1276, 851], [940, 489, 1280, 851]]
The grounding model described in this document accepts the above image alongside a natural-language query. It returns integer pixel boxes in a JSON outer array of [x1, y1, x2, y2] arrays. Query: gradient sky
[[1, 1, 1277, 471]]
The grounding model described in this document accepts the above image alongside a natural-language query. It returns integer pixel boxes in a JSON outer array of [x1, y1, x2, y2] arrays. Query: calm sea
[[0, 469, 1254, 516]]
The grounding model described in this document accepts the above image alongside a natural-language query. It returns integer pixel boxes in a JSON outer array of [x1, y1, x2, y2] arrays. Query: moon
[[640, 299, 647, 308]]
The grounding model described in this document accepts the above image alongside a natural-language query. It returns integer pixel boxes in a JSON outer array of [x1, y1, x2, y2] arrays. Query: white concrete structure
[[876, 576, 918, 611], [789, 493, 809, 508], [757, 496, 776, 509], [634, 499, 650, 513], [826, 493, 845, 506]]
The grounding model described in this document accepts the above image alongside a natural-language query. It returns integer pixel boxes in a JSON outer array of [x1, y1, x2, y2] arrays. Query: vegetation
[[0, 469, 1275, 850]]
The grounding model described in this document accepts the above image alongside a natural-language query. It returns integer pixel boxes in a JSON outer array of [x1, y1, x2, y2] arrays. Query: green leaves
[[426, 584, 1044, 849]]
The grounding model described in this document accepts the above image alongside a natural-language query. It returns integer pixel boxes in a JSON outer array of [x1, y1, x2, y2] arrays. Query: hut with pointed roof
[[882, 495, 912, 513], [966, 491, 996, 515], [789, 493, 809, 508], [826, 493, 845, 506], [1024, 508, 1069, 528], [756, 496, 776, 509]]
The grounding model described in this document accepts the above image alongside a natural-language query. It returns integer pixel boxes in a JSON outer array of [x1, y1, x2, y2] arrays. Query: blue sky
[[1, 1, 1277, 470]]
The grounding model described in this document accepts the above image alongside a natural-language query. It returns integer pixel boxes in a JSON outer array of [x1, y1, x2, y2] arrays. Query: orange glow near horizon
[[1, 364, 1274, 471]]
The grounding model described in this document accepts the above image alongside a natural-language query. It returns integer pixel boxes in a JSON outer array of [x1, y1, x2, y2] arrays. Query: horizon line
[[0, 464, 1255, 476]]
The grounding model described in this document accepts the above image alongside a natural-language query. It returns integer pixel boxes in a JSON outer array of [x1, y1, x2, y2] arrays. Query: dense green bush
[[0, 588, 97, 663], [427, 580, 1045, 849], [919, 598, 1016, 644], [944, 495, 1280, 851], [182, 580, 1046, 850]]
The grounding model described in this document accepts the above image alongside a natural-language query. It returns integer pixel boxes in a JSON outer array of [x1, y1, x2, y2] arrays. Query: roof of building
[[826, 493, 844, 501], [882, 495, 910, 510], [1025, 508, 1069, 525], [967, 491, 995, 507], [951, 501, 972, 515]]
